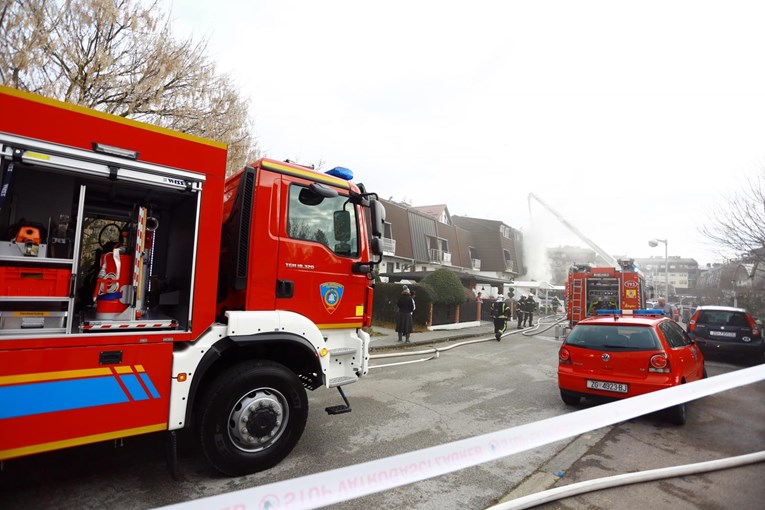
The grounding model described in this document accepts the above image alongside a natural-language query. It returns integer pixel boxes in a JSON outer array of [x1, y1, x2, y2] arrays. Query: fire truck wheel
[[197, 360, 309, 476]]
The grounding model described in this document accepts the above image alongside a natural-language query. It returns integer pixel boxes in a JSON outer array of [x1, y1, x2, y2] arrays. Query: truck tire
[[197, 360, 309, 476]]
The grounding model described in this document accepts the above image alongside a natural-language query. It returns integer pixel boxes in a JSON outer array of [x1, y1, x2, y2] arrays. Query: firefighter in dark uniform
[[516, 295, 527, 328], [523, 295, 536, 327], [491, 293, 509, 341]]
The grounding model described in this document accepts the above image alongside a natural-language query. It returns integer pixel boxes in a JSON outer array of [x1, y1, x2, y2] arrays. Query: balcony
[[382, 237, 396, 255], [429, 249, 452, 265]]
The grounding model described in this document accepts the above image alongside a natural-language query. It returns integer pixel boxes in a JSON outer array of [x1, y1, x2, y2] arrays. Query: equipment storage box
[[0, 311, 67, 332], [0, 266, 71, 297]]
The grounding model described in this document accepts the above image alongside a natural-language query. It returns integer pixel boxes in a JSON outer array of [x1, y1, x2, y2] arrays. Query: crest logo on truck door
[[320, 282, 344, 314]]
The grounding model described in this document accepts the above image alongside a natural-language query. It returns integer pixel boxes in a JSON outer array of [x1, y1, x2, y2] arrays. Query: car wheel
[[197, 360, 309, 476], [560, 389, 581, 406], [666, 402, 687, 425]]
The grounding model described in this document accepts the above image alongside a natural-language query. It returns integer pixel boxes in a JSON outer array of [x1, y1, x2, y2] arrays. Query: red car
[[558, 310, 706, 424]]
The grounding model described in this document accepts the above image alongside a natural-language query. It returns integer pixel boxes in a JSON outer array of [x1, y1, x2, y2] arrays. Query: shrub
[[420, 268, 466, 306]]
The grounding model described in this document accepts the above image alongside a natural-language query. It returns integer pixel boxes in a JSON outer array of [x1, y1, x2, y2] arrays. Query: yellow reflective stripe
[[0, 367, 112, 386], [261, 160, 350, 189], [24, 151, 51, 161], [317, 322, 364, 330], [0, 85, 226, 150], [114, 366, 134, 374], [0, 423, 167, 460], [135, 365, 146, 373]]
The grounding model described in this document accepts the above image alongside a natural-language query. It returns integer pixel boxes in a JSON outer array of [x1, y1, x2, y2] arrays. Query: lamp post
[[648, 238, 669, 299]]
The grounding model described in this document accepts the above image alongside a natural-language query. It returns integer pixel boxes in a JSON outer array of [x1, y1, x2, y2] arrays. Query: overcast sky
[[165, 0, 765, 275]]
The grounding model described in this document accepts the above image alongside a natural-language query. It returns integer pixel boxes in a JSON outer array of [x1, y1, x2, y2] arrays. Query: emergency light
[[326, 166, 353, 181], [595, 309, 665, 316]]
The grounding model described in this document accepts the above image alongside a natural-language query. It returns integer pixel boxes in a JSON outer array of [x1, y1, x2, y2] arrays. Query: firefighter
[[491, 293, 509, 341], [516, 295, 527, 328], [551, 296, 561, 313], [523, 295, 536, 327]]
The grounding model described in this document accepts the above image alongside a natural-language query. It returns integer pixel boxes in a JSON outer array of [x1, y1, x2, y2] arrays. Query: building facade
[[377, 200, 522, 294]]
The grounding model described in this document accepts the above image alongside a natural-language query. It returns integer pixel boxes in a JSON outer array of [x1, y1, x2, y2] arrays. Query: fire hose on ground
[[368, 314, 569, 369]]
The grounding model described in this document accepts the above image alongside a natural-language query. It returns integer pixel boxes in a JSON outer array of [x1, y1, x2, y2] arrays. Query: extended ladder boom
[[528, 193, 620, 269]]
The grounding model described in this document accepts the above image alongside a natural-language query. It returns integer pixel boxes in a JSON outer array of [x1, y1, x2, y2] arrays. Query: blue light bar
[[326, 166, 353, 181], [595, 309, 665, 316]]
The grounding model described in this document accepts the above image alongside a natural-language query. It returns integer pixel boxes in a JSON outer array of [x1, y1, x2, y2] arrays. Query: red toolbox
[[0, 266, 71, 297]]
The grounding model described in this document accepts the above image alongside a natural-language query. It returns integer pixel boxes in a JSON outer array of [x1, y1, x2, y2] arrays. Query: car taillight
[[688, 318, 696, 333], [559, 347, 571, 364], [649, 354, 670, 373], [746, 315, 760, 336]]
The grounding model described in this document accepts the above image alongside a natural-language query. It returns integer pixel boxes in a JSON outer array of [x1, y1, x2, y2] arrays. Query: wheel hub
[[228, 389, 288, 452]]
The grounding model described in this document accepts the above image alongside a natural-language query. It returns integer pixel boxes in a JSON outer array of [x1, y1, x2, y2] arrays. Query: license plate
[[586, 380, 628, 393], [709, 331, 736, 338]]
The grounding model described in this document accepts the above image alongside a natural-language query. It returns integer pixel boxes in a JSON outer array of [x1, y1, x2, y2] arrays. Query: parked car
[[687, 305, 764, 364], [558, 310, 706, 424]]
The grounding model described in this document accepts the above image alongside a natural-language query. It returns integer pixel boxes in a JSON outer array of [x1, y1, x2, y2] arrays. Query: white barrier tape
[[156, 364, 765, 510]]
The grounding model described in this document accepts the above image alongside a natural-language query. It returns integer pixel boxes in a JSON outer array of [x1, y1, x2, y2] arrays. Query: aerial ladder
[[527, 193, 621, 270]]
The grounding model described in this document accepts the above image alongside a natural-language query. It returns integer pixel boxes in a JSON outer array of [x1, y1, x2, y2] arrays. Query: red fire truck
[[566, 260, 646, 327], [0, 86, 385, 476]]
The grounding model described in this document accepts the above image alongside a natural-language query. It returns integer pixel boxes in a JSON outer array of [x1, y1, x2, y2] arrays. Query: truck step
[[328, 375, 358, 387], [329, 347, 357, 357], [325, 386, 352, 415]]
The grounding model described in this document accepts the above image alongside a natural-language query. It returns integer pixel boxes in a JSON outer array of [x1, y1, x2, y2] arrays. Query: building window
[[384, 221, 393, 239]]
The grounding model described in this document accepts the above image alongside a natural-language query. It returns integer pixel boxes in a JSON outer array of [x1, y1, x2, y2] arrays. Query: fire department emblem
[[320, 282, 344, 314]]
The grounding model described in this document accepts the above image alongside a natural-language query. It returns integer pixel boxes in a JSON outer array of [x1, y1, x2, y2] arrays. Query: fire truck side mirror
[[369, 199, 385, 238], [370, 237, 383, 257]]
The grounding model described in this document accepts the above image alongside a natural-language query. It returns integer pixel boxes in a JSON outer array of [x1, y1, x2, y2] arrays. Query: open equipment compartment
[[0, 132, 204, 336]]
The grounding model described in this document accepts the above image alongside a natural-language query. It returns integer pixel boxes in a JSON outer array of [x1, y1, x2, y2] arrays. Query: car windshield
[[697, 310, 749, 327], [565, 325, 660, 350]]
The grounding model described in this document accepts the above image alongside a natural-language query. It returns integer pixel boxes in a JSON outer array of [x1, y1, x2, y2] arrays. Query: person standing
[[551, 296, 561, 314], [491, 293, 509, 341], [517, 295, 527, 328], [523, 295, 536, 327], [656, 296, 672, 318], [396, 286, 415, 343]]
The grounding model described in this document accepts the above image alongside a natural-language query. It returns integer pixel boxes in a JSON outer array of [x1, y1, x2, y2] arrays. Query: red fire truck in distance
[[566, 260, 646, 327], [0, 86, 385, 476]]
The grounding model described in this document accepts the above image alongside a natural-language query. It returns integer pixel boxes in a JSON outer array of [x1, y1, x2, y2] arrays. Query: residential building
[[633, 256, 699, 294], [377, 200, 521, 292]]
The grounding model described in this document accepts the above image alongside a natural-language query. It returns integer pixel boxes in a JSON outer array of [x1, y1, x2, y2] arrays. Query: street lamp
[[648, 238, 669, 299]]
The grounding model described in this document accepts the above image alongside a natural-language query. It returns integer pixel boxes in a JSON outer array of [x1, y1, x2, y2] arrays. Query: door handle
[[276, 280, 294, 298]]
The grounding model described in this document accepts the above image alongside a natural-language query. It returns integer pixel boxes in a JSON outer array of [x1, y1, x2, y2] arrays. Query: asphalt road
[[2, 330, 763, 510]]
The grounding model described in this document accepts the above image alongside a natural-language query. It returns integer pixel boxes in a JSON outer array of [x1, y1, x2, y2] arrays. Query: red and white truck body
[[0, 86, 384, 475], [566, 263, 646, 327]]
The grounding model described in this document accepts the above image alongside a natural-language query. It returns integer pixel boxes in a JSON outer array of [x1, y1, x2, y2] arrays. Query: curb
[[496, 426, 612, 505], [369, 331, 493, 353]]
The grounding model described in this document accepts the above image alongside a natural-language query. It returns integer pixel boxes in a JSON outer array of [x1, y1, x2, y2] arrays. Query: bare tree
[[701, 173, 765, 265], [0, 0, 257, 174]]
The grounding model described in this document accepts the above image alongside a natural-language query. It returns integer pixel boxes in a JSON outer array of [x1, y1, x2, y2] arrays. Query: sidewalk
[[368, 321, 527, 351]]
